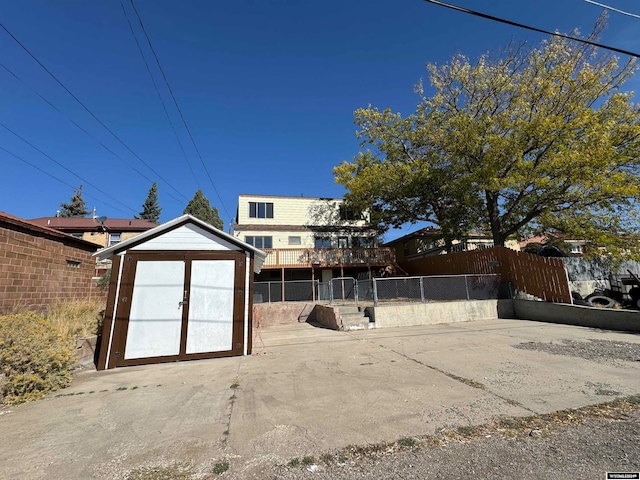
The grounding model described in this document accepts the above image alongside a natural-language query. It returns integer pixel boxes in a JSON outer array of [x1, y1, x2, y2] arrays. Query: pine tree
[[184, 190, 223, 230], [136, 182, 161, 222], [59, 185, 89, 218]]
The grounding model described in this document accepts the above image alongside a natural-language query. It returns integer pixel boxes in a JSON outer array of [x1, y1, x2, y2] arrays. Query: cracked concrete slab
[[1, 318, 639, 479]]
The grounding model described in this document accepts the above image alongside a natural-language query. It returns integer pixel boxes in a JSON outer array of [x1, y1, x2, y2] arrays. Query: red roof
[[0, 212, 101, 250], [29, 217, 158, 232]]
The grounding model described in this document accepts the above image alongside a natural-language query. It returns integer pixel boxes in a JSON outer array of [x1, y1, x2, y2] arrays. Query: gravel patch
[[262, 400, 640, 480], [513, 339, 640, 363]]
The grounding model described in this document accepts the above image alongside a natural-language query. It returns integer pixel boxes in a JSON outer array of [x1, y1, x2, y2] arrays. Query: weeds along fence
[[254, 274, 501, 306], [399, 246, 572, 304]]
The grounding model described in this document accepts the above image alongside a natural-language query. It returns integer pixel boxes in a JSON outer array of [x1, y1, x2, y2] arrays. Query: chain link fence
[[254, 274, 502, 305]]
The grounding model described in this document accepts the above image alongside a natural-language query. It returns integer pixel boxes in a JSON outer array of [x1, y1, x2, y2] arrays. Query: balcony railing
[[261, 247, 396, 269]]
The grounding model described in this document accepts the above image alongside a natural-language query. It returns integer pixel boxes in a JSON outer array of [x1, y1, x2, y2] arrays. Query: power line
[[0, 146, 129, 215], [0, 122, 138, 215], [583, 0, 640, 20], [120, 1, 202, 191], [421, 0, 640, 58], [0, 63, 186, 206], [0, 21, 191, 202], [129, 0, 233, 222]]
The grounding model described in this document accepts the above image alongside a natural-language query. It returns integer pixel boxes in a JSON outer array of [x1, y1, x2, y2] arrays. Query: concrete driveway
[[1, 318, 639, 479]]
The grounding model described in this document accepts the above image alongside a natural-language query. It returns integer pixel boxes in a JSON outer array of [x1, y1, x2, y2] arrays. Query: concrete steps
[[338, 305, 371, 330]]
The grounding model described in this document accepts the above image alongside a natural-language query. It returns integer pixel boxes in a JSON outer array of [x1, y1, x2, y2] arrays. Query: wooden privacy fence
[[399, 246, 572, 304]]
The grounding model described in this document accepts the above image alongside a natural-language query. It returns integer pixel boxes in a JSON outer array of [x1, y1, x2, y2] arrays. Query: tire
[[587, 295, 616, 308]]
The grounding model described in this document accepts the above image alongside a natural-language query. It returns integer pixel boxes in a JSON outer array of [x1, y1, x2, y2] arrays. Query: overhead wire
[[0, 146, 129, 215], [583, 0, 640, 20], [120, 1, 202, 192], [421, 0, 640, 58], [0, 21, 191, 202], [0, 122, 138, 215], [0, 63, 186, 206], [129, 0, 234, 223]]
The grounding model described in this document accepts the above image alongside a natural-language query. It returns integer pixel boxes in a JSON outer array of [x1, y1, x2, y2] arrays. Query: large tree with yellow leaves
[[335, 20, 640, 255]]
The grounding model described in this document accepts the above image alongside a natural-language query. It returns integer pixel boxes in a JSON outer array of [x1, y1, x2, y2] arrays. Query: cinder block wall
[[0, 224, 105, 314]]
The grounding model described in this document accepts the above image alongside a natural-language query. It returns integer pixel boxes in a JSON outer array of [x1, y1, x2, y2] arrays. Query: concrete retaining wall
[[311, 305, 342, 330], [512, 299, 640, 332], [371, 300, 511, 328], [252, 303, 343, 331], [75, 335, 98, 367], [253, 303, 316, 328]]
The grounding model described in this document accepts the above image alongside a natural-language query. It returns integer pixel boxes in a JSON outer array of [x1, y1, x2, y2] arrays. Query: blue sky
[[2, 0, 639, 241]]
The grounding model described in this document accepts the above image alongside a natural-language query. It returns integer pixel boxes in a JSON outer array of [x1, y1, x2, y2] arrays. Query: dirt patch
[[513, 339, 640, 363]]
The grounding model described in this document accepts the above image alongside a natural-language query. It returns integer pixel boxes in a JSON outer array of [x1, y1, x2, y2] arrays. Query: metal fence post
[[464, 275, 470, 300], [268, 281, 272, 304], [419, 276, 425, 303], [354, 279, 359, 305], [373, 278, 378, 306], [329, 280, 334, 305]]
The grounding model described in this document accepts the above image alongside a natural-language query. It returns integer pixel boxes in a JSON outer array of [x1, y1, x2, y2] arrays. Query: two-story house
[[233, 194, 395, 283]]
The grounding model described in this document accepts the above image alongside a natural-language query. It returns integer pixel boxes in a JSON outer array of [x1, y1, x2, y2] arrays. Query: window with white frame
[[288, 236, 301, 245], [245, 236, 272, 249], [570, 244, 583, 254], [249, 202, 274, 219], [108, 233, 121, 247]]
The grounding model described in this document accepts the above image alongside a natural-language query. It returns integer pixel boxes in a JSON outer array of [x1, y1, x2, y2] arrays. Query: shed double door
[[112, 252, 246, 367]]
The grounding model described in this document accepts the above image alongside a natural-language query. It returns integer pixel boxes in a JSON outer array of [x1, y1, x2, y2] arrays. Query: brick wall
[[0, 224, 106, 314]]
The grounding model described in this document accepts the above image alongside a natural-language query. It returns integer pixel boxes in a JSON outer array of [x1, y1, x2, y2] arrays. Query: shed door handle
[[179, 301, 188, 306]]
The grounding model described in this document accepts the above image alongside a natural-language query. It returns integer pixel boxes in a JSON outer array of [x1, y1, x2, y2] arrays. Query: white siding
[[130, 224, 240, 251], [236, 195, 369, 227], [236, 230, 317, 248]]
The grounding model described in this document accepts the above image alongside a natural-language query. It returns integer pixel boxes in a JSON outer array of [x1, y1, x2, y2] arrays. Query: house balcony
[[261, 247, 396, 269]]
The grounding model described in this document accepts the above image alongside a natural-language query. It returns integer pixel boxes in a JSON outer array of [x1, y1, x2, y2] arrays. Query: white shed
[[95, 215, 266, 370]]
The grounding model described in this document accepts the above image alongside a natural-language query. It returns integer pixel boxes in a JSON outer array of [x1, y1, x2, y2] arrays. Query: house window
[[356, 236, 375, 248], [70, 232, 84, 239], [249, 202, 274, 219], [339, 205, 362, 221], [570, 244, 583, 254], [108, 233, 121, 247], [288, 236, 301, 245], [66, 260, 81, 268], [245, 236, 272, 249], [315, 236, 332, 249], [338, 237, 349, 248]]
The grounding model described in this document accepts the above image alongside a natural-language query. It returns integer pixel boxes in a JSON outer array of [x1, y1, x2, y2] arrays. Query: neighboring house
[[0, 212, 102, 314], [519, 233, 587, 256], [386, 227, 521, 262], [233, 194, 395, 282], [29, 216, 158, 275]]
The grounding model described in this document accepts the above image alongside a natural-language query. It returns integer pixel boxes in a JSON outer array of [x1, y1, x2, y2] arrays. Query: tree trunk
[[485, 191, 506, 247], [443, 236, 454, 254]]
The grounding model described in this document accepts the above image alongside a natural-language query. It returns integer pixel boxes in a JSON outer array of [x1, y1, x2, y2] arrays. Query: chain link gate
[[330, 277, 357, 304]]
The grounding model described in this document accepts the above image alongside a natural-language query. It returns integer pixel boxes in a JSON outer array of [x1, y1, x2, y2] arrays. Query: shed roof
[[94, 214, 266, 273], [0, 211, 101, 251]]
